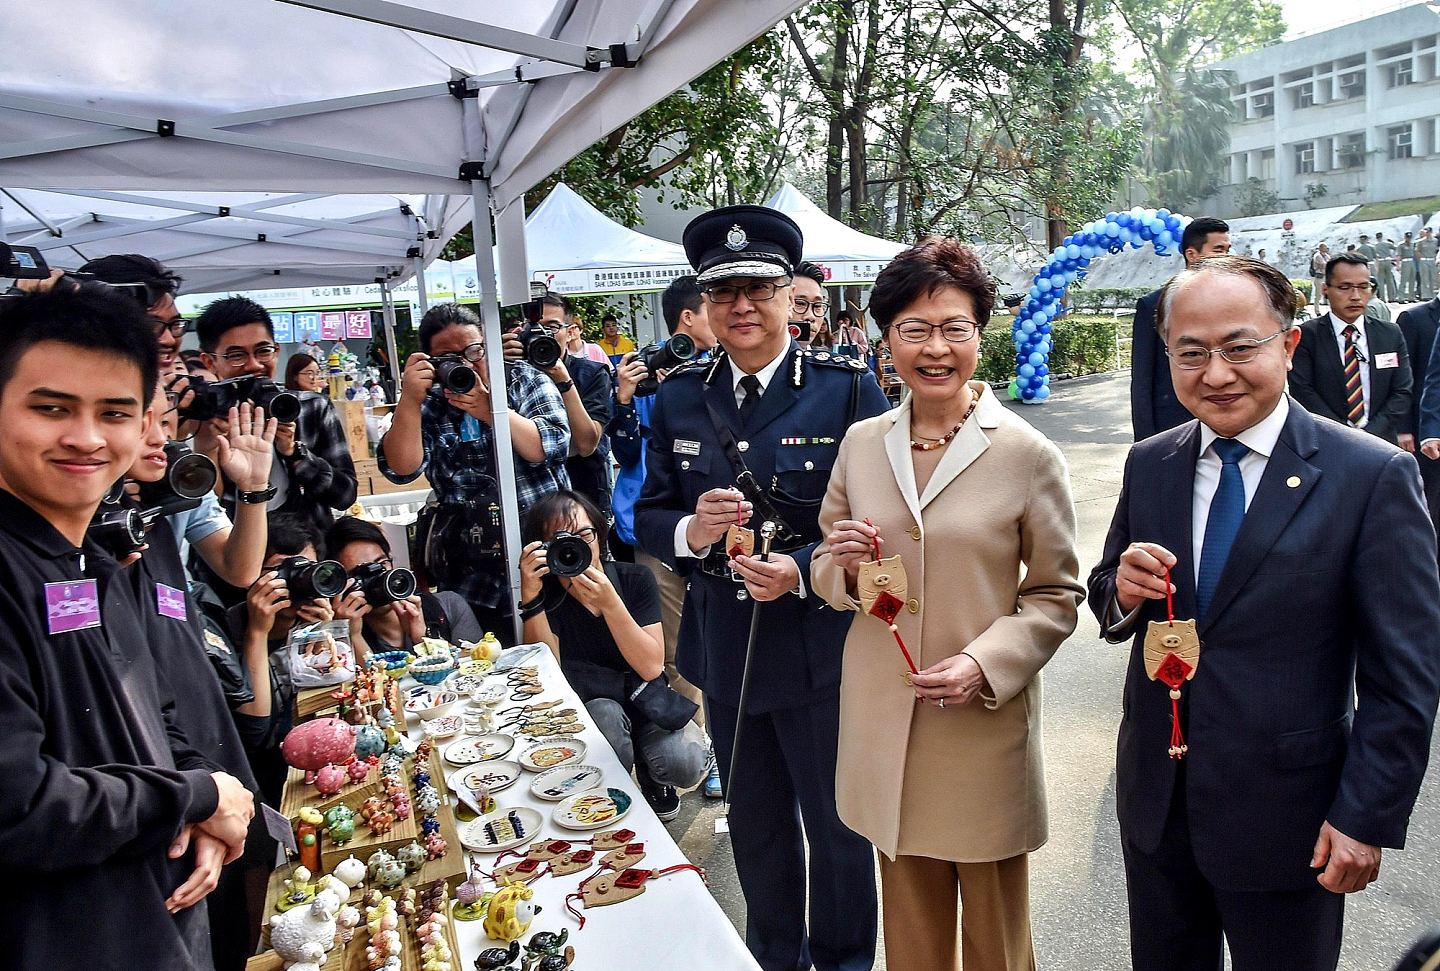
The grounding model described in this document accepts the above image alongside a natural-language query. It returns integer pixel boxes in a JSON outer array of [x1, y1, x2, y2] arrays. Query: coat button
[[804, 460, 814, 471], [680, 460, 690, 470], [736, 589, 749, 601], [909, 525, 921, 540], [907, 598, 920, 613], [737, 441, 750, 452]]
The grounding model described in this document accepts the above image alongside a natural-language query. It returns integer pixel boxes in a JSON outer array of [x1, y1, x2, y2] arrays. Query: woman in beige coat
[[812, 238, 1084, 971]]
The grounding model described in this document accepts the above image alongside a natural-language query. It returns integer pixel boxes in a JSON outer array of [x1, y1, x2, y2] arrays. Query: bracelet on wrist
[[520, 603, 545, 622], [554, 379, 575, 394], [518, 592, 545, 613]]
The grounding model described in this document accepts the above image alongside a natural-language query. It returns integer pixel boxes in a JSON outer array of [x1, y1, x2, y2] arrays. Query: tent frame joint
[[457, 160, 484, 182], [156, 119, 176, 137]]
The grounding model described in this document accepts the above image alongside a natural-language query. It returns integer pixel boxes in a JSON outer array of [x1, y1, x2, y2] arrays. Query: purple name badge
[[155, 583, 188, 622], [44, 580, 101, 635]]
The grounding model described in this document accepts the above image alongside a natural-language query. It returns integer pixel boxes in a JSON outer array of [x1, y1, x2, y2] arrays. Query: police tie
[[1342, 324, 1365, 426], [1196, 438, 1249, 618], [738, 374, 762, 424]]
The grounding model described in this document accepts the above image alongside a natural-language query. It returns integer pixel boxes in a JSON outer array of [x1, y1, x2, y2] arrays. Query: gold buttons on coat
[[907, 598, 920, 613], [908, 525, 921, 540], [1286, 476, 1301, 488]]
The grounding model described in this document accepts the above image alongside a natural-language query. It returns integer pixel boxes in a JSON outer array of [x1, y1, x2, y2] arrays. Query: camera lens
[[524, 328, 563, 371], [280, 557, 349, 600], [166, 447, 219, 499], [668, 333, 696, 361], [434, 357, 478, 394], [88, 507, 149, 559], [358, 563, 417, 607], [267, 390, 301, 424], [546, 531, 593, 578]]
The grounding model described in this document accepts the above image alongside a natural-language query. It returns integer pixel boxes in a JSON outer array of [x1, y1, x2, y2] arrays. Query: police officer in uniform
[[635, 207, 887, 971]]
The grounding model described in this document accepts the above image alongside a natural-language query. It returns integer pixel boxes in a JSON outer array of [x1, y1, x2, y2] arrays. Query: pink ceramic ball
[[281, 717, 356, 771]]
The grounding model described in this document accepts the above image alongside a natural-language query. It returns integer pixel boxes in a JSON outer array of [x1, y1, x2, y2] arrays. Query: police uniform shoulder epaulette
[[801, 347, 869, 372]]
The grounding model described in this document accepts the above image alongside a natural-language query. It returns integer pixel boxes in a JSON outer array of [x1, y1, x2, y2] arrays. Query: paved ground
[[660, 370, 1440, 970]]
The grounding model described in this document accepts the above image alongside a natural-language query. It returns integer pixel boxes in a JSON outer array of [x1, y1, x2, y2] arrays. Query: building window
[[1388, 124, 1413, 160], [1295, 142, 1316, 174], [1295, 84, 1315, 109], [1388, 60, 1414, 87], [1336, 133, 1365, 169], [1338, 71, 1365, 99], [1252, 92, 1274, 118]]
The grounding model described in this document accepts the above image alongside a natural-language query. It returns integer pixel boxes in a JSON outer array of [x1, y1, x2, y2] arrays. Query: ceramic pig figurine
[[314, 763, 347, 797], [269, 888, 341, 966], [397, 841, 427, 874]]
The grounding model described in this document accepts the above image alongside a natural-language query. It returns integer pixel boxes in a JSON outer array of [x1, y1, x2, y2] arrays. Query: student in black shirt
[[519, 490, 707, 820], [0, 284, 253, 970], [327, 516, 484, 657]]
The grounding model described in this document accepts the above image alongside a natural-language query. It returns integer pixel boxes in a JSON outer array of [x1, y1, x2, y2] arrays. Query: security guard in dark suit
[[635, 206, 888, 971]]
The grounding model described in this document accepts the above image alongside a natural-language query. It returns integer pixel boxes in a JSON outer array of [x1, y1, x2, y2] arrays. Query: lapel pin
[[1286, 475, 1301, 488]]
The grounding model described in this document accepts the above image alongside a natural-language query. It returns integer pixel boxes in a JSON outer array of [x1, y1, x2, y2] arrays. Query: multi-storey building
[[1210, 3, 1440, 212]]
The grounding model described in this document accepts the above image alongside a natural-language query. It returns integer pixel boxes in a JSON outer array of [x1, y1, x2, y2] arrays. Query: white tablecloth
[[404, 645, 760, 971]]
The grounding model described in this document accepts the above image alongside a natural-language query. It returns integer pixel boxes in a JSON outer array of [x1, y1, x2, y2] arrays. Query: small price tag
[[262, 803, 298, 854]]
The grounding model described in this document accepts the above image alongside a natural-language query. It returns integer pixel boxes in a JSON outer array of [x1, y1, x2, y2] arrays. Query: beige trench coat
[[811, 383, 1084, 862]]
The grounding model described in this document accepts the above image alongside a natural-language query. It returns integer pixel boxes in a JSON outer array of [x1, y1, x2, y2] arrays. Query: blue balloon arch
[[1009, 207, 1189, 403]]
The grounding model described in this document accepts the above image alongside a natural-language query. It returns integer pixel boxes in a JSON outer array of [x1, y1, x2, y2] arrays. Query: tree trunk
[[825, 7, 851, 219]]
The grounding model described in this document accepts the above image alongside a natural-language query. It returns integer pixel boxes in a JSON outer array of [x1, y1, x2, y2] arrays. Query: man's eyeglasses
[[220, 343, 279, 366], [459, 342, 486, 363], [1329, 282, 1376, 293], [703, 281, 791, 304], [792, 297, 830, 317], [890, 319, 978, 343], [153, 317, 189, 339], [567, 527, 599, 543], [1166, 330, 1286, 369]]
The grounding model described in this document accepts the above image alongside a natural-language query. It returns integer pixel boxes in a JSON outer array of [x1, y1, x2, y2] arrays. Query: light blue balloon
[[1035, 385, 1051, 400], [1015, 373, 1031, 388], [1019, 363, 1036, 377], [1021, 320, 1036, 334], [1029, 286, 1041, 300], [1065, 244, 1080, 259], [1028, 352, 1045, 366], [1104, 222, 1120, 238]]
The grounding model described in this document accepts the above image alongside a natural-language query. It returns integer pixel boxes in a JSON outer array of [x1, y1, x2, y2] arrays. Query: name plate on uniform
[[674, 440, 702, 455]]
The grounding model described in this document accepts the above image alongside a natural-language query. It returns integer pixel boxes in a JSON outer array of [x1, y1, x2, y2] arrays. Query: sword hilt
[[758, 521, 777, 561]]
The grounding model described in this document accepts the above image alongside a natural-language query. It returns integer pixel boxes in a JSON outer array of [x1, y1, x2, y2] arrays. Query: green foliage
[[974, 314, 1121, 384], [1066, 287, 1155, 312], [1303, 182, 1329, 209], [1235, 176, 1282, 217]]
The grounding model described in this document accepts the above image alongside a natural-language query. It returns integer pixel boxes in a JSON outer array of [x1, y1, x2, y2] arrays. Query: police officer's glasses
[[792, 297, 830, 317], [1166, 331, 1285, 369], [704, 281, 790, 303], [891, 319, 978, 343]]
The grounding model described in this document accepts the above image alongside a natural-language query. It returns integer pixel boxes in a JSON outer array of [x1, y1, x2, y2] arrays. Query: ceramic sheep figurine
[[269, 888, 341, 967]]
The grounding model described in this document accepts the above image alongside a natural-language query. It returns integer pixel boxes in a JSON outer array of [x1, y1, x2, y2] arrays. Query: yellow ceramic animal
[[482, 879, 540, 942]]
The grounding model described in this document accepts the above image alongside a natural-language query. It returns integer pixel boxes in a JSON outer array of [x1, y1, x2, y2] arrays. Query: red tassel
[[1154, 651, 1193, 759]]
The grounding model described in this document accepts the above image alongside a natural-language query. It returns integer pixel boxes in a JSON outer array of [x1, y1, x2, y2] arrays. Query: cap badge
[[724, 224, 748, 251]]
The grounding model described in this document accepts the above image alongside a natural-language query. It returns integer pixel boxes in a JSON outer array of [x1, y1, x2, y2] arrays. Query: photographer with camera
[[503, 292, 614, 515], [77, 254, 188, 376], [226, 513, 340, 801], [326, 516, 482, 658], [380, 303, 569, 640], [519, 490, 708, 821], [193, 296, 358, 536], [0, 283, 254, 968]]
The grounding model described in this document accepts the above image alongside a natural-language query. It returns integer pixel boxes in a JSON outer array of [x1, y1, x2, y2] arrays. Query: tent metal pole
[[379, 281, 402, 387], [412, 255, 430, 315]]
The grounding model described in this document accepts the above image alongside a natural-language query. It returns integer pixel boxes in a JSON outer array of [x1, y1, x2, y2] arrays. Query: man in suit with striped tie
[[1288, 253, 1414, 450], [1089, 255, 1440, 971]]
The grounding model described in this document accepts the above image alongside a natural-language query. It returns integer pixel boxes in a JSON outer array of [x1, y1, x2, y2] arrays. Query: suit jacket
[[1130, 288, 1193, 441], [1087, 403, 1440, 892], [811, 386, 1083, 861], [1289, 314, 1414, 442], [633, 343, 890, 712], [1403, 299, 1440, 441]]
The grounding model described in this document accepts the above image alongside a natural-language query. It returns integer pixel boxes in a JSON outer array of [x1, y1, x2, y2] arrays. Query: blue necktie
[[1196, 438, 1249, 617]]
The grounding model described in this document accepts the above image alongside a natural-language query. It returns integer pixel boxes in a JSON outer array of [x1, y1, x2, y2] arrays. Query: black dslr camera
[[544, 531, 593, 578], [272, 556, 349, 601], [517, 321, 563, 371], [634, 333, 697, 397], [135, 440, 218, 508], [177, 375, 300, 424], [427, 354, 478, 394], [88, 451, 215, 559], [350, 561, 418, 607]]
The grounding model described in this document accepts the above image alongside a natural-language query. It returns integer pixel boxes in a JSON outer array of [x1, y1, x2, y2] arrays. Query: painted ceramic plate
[[518, 737, 587, 772], [551, 788, 632, 830], [449, 673, 488, 696], [404, 688, 459, 720], [469, 682, 509, 707], [421, 714, 462, 739], [442, 733, 516, 766], [451, 760, 523, 796], [529, 764, 603, 801], [491, 644, 545, 673], [459, 806, 543, 852], [457, 658, 494, 677]]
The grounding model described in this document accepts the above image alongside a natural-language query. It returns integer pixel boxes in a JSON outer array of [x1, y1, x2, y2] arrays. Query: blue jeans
[[585, 698, 708, 788]]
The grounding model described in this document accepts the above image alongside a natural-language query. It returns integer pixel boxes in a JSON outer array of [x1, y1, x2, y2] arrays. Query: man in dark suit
[[1090, 255, 1440, 971], [636, 206, 888, 971], [1131, 216, 1231, 441], [1399, 294, 1440, 530], [1289, 253, 1414, 449]]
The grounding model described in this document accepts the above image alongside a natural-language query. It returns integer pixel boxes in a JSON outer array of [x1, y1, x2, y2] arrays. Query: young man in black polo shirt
[[0, 284, 254, 970]]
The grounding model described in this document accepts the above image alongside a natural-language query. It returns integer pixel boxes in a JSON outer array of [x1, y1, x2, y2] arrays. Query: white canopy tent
[[0, 0, 803, 669], [764, 182, 905, 283], [526, 181, 690, 294]]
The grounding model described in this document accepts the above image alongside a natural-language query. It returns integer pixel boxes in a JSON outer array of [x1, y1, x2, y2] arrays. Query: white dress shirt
[[1108, 396, 1289, 631], [1328, 312, 1369, 427]]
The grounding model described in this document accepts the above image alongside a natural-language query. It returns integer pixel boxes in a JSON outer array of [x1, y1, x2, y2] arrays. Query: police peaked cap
[[683, 205, 804, 284]]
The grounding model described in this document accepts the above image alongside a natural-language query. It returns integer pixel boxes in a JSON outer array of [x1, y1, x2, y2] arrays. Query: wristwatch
[[239, 486, 277, 504], [554, 380, 575, 393]]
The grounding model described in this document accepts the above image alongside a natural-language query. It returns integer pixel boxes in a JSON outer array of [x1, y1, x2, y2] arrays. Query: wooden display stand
[[293, 680, 405, 725], [247, 899, 463, 971]]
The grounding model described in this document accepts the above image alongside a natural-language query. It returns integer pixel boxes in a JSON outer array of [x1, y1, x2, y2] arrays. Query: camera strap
[[702, 395, 798, 545]]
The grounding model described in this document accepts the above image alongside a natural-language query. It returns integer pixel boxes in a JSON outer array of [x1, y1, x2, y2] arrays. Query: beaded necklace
[[909, 395, 978, 451]]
